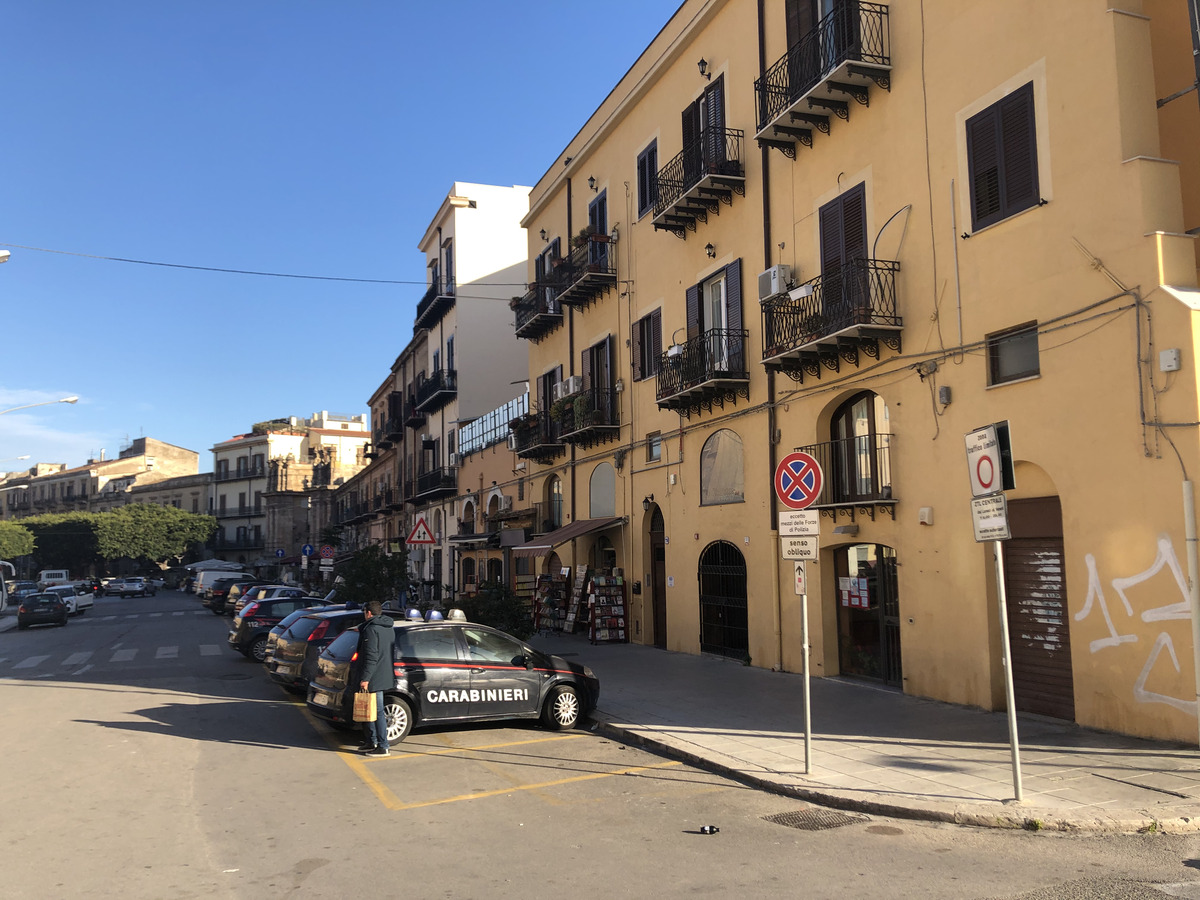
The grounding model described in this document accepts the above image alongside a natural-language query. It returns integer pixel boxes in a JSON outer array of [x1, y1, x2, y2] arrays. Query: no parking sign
[[774, 451, 823, 510]]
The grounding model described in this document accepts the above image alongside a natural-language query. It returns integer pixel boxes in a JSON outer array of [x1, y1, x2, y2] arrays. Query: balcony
[[511, 411, 565, 464], [761, 259, 900, 381], [555, 235, 617, 308], [558, 388, 620, 448], [214, 466, 266, 483], [404, 395, 426, 429], [213, 534, 266, 551], [414, 368, 457, 413], [792, 433, 896, 521], [652, 129, 746, 238], [414, 276, 456, 329], [754, 2, 891, 158], [374, 429, 392, 451], [216, 504, 263, 519], [363, 442, 379, 461], [415, 467, 457, 501], [513, 284, 564, 342], [656, 328, 750, 415]]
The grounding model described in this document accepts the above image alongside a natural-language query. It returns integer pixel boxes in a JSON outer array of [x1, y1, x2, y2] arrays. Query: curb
[[588, 714, 1200, 835]]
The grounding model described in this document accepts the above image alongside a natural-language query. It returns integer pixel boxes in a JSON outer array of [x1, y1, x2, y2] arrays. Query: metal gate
[[698, 541, 748, 660]]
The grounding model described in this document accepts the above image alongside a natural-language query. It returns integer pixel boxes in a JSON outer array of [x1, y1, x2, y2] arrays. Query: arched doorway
[[649, 507, 667, 648], [697, 541, 748, 660], [834, 543, 901, 686]]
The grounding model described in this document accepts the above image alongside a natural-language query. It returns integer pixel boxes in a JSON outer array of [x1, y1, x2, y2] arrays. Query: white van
[[192, 570, 252, 597], [37, 569, 70, 588]]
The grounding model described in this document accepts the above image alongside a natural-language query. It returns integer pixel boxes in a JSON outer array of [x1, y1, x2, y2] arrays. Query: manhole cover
[[763, 809, 868, 831]]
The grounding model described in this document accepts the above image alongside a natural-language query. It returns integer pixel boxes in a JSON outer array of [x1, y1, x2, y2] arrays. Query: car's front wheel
[[383, 695, 413, 744], [542, 685, 581, 731], [248, 636, 268, 663]]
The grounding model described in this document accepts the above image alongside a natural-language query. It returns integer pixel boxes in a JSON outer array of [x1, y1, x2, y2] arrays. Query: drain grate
[[763, 809, 868, 831]]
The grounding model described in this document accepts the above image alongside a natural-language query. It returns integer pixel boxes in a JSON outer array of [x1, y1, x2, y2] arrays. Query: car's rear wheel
[[383, 695, 413, 744], [542, 685, 581, 731], [248, 636, 268, 663]]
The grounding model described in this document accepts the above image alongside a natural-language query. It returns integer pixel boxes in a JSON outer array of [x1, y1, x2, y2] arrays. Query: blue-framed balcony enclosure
[[415, 467, 457, 501], [761, 258, 900, 382], [414, 367, 458, 413], [754, 2, 891, 158], [656, 328, 750, 415], [559, 388, 620, 448], [513, 283, 564, 342], [511, 411, 566, 464], [556, 235, 617, 307], [651, 129, 746, 238], [414, 276, 456, 329], [792, 434, 896, 521]]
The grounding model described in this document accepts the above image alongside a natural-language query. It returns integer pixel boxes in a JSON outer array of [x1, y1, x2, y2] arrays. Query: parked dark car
[[307, 617, 601, 744], [224, 580, 271, 614], [263, 603, 348, 667], [17, 593, 70, 629], [104, 576, 157, 598], [228, 596, 335, 662], [230, 584, 308, 618], [268, 609, 366, 691], [202, 576, 256, 615]]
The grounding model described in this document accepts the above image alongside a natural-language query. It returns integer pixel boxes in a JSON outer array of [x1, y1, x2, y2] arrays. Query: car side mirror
[[514, 654, 533, 669]]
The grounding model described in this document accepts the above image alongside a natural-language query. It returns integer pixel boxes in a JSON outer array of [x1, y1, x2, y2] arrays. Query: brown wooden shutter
[[705, 75, 726, 169], [686, 283, 701, 340], [841, 183, 867, 262], [967, 111, 1001, 227], [581, 345, 593, 391], [819, 201, 843, 275], [724, 259, 742, 334], [650, 309, 662, 375], [785, 0, 816, 48], [631, 317, 643, 381], [682, 100, 700, 151], [1000, 83, 1039, 213]]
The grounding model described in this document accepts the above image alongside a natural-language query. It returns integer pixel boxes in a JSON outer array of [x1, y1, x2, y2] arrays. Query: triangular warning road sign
[[406, 517, 436, 545]]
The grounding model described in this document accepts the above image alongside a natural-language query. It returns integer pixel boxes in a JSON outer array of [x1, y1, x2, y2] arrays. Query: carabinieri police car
[[306, 612, 601, 744]]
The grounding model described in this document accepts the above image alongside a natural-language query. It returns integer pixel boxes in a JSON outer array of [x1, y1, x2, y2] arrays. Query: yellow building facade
[[515, 0, 1200, 741]]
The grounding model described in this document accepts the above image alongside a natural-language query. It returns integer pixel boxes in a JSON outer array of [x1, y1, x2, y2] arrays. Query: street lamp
[[0, 396, 78, 416], [0, 249, 10, 264]]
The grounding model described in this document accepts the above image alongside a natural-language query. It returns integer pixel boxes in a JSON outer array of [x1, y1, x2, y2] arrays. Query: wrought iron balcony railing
[[656, 328, 750, 409], [556, 235, 616, 306], [215, 466, 266, 483], [755, 2, 891, 151], [414, 367, 458, 413], [216, 504, 263, 519], [416, 467, 457, 499], [652, 129, 745, 237], [414, 276, 456, 329], [511, 411, 565, 462], [212, 534, 266, 551], [762, 259, 900, 363], [792, 434, 895, 507], [558, 388, 620, 447], [513, 284, 563, 341], [404, 395, 426, 428]]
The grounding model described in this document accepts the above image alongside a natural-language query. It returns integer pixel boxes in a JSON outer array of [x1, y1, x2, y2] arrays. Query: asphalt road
[[4, 590, 1200, 900]]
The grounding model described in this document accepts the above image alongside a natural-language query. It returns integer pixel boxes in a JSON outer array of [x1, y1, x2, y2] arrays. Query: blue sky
[[0, 1, 681, 473]]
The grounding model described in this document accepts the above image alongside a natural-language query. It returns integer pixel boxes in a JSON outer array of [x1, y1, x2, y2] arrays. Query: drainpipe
[[1185, 481, 1200, 748], [758, 0, 784, 672], [566, 177, 577, 529]]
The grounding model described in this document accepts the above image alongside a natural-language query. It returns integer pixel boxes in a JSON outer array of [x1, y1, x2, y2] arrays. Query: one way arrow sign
[[406, 517, 436, 545]]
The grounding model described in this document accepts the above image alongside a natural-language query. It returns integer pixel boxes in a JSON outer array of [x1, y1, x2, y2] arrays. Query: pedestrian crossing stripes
[[1, 643, 237, 674]]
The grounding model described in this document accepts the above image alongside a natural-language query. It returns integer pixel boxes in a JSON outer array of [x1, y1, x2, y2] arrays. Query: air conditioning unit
[[502, 495, 514, 510], [507, 434, 520, 451], [448, 452, 459, 467], [554, 375, 583, 399], [758, 264, 793, 301]]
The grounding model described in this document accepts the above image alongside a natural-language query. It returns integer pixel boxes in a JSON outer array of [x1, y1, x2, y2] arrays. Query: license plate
[[311, 693, 329, 707], [275, 664, 294, 675]]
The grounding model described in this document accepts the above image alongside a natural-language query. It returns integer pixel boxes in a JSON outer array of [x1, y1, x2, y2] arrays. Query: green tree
[[338, 543, 410, 607], [22, 513, 102, 575], [457, 580, 534, 640], [94, 504, 217, 566], [0, 521, 35, 560]]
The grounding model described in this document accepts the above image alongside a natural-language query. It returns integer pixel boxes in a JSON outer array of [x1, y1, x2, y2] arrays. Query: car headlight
[[583, 666, 597, 680]]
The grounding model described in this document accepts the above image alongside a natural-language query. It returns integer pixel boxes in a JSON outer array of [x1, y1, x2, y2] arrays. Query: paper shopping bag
[[352, 690, 377, 723]]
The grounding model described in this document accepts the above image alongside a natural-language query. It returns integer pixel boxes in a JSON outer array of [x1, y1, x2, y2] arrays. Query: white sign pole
[[801, 589, 812, 775], [993, 539, 1024, 800]]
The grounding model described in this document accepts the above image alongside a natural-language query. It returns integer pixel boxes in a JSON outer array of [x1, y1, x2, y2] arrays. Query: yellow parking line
[[373, 760, 684, 811], [382, 733, 586, 760]]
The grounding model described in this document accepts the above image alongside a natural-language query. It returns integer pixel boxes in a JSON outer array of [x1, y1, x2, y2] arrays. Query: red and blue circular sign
[[774, 451, 823, 510]]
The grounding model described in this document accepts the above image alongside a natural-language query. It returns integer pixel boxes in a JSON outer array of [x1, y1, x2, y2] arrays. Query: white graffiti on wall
[[1074, 535, 1197, 717]]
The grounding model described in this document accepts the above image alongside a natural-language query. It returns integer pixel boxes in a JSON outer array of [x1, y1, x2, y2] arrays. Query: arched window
[[589, 463, 615, 517], [546, 476, 563, 529], [830, 392, 891, 503], [461, 501, 475, 535], [487, 558, 503, 583], [700, 429, 744, 505], [461, 557, 476, 585]]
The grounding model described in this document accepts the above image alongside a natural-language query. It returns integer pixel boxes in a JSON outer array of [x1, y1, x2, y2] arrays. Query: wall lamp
[[588, 176, 598, 192], [539, 228, 548, 242], [704, 242, 716, 259], [697, 59, 711, 80], [642, 494, 654, 511]]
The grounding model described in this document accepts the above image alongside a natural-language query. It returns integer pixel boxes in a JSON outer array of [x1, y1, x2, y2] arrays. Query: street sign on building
[[774, 451, 824, 510], [781, 535, 818, 560], [971, 494, 1012, 542], [406, 517, 436, 545], [964, 422, 1015, 497]]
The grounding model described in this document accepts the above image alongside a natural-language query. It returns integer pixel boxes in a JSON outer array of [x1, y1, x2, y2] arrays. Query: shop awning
[[511, 516, 625, 558], [447, 532, 499, 549]]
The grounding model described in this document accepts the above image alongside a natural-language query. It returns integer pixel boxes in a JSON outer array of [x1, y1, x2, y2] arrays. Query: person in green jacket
[[357, 600, 396, 757]]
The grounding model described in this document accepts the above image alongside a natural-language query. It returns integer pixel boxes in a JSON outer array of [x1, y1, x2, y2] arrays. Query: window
[[830, 391, 892, 503], [700, 429, 744, 505], [462, 557, 476, 585], [647, 432, 662, 462], [252, 453, 264, 473], [590, 463, 615, 518], [632, 309, 662, 381], [588, 192, 609, 268], [446, 335, 455, 372], [463, 627, 524, 664], [966, 82, 1039, 231], [637, 141, 658, 217], [987, 322, 1039, 385], [547, 476, 563, 529], [686, 260, 743, 341]]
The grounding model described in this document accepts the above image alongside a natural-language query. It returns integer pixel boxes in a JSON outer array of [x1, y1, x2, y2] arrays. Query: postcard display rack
[[533, 569, 568, 634], [562, 565, 589, 634], [588, 569, 628, 644]]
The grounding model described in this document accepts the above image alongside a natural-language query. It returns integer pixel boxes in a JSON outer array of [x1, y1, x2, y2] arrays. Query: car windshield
[[283, 616, 324, 640], [324, 629, 360, 660]]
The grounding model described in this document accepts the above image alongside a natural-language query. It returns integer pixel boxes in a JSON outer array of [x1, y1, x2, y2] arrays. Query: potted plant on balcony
[[572, 392, 599, 429], [550, 396, 574, 432]]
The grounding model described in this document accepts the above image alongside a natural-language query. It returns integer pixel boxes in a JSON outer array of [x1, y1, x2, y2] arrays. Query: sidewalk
[[530, 633, 1200, 834]]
